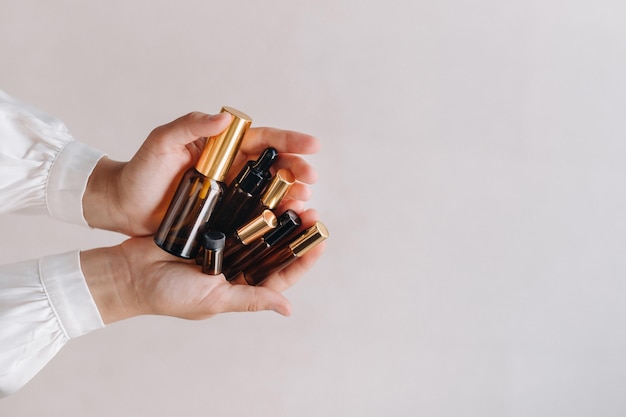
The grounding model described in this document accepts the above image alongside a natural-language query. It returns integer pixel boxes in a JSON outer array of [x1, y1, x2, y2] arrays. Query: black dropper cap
[[263, 209, 302, 246], [200, 230, 226, 250], [236, 147, 278, 195]]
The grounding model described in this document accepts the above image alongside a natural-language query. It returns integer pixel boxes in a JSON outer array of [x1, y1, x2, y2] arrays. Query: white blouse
[[0, 90, 105, 398]]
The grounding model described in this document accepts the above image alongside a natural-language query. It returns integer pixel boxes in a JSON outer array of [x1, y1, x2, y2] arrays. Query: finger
[[150, 112, 233, 151], [276, 198, 306, 214], [273, 154, 318, 184], [212, 282, 292, 316], [280, 183, 312, 202], [226, 153, 318, 191], [241, 127, 320, 156]]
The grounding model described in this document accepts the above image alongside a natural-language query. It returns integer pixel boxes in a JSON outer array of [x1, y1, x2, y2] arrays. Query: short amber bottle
[[222, 209, 277, 258], [242, 221, 329, 286], [246, 168, 295, 220], [222, 209, 301, 281], [199, 230, 226, 275]]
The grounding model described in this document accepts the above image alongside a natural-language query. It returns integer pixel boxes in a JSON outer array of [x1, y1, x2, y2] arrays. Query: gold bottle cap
[[236, 209, 277, 245], [260, 168, 295, 209], [196, 106, 252, 180], [289, 221, 329, 257]]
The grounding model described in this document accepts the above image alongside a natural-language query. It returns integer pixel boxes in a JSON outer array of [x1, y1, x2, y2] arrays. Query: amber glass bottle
[[222, 209, 301, 281], [154, 107, 252, 259], [209, 147, 278, 236], [242, 221, 328, 286], [222, 209, 277, 257], [246, 168, 295, 219], [199, 230, 226, 275]]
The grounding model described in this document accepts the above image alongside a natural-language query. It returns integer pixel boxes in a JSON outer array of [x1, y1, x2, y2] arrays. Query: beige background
[[2, 0, 626, 416]]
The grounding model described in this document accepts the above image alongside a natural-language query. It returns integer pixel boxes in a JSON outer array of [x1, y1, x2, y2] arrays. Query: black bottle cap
[[200, 230, 226, 250], [236, 147, 278, 194], [263, 209, 302, 246]]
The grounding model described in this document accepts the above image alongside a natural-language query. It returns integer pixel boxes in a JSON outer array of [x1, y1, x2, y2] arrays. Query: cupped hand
[[81, 209, 325, 324], [83, 112, 320, 236]]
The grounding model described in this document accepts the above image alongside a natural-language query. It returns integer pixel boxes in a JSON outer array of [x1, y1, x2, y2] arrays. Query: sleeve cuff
[[46, 141, 106, 227], [39, 250, 104, 339]]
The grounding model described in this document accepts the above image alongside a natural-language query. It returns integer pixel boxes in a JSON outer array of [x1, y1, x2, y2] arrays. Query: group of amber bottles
[[154, 106, 328, 286]]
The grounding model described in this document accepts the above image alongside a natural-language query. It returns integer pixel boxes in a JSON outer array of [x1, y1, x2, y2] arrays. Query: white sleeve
[[0, 89, 105, 225], [0, 250, 104, 398], [0, 91, 106, 397]]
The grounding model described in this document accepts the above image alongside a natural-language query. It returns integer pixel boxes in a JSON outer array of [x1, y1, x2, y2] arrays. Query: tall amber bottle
[[154, 107, 252, 259]]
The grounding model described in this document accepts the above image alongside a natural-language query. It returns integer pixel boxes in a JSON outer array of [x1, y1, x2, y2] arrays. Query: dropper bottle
[[209, 147, 278, 236], [154, 106, 252, 259]]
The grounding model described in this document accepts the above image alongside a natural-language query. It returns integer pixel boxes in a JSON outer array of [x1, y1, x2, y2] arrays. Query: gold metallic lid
[[289, 221, 329, 257], [236, 209, 277, 245], [260, 168, 295, 209], [196, 106, 252, 180]]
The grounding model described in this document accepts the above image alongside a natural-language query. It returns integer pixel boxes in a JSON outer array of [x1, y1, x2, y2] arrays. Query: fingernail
[[208, 113, 231, 122], [274, 304, 292, 317]]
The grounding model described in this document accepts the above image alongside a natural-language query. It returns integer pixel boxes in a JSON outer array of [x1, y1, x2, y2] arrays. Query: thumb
[[152, 111, 232, 148], [216, 283, 293, 317]]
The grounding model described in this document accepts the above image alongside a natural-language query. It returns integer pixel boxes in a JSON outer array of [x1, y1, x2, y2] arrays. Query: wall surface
[[2, 0, 626, 416]]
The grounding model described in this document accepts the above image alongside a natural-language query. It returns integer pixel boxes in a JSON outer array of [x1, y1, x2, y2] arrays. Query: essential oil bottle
[[246, 168, 295, 219], [222, 209, 301, 281], [199, 230, 226, 275], [154, 107, 252, 259], [209, 147, 278, 236], [242, 221, 329, 286], [222, 209, 278, 257]]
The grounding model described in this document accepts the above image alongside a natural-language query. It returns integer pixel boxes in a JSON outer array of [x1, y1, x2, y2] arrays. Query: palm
[[144, 261, 234, 320], [121, 236, 294, 318]]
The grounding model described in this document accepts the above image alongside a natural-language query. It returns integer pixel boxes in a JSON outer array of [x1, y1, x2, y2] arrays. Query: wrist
[[80, 244, 140, 324], [83, 157, 128, 233]]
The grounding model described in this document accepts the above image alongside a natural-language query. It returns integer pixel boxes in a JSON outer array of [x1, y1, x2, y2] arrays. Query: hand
[[80, 209, 325, 324], [83, 112, 320, 236]]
